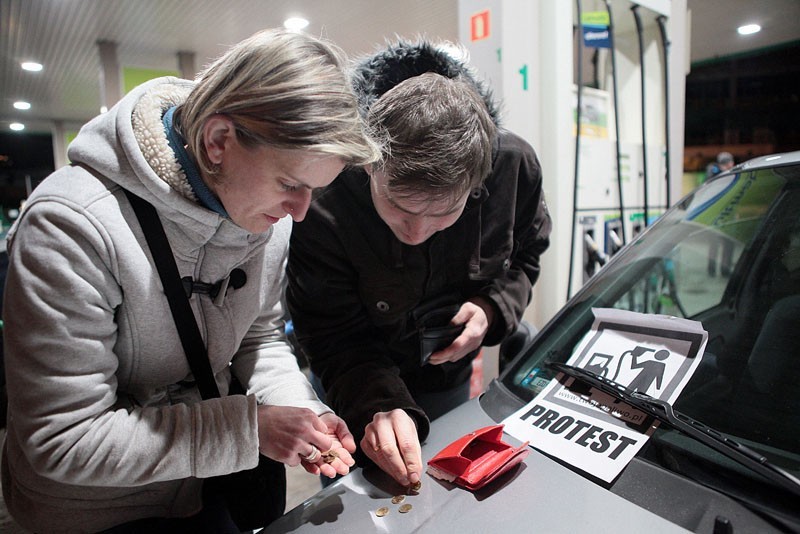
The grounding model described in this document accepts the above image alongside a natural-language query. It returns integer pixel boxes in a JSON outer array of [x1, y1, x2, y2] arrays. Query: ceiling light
[[284, 17, 309, 31], [737, 24, 761, 36], [21, 61, 43, 72], [438, 42, 469, 62], [13, 101, 31, 110], [10, 123, 25, 131]]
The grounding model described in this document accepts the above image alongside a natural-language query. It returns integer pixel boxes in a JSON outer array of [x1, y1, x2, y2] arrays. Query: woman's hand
[[302, 413, 357, 478], [256, 406, 357, 478], [256, 405, 332, 466]]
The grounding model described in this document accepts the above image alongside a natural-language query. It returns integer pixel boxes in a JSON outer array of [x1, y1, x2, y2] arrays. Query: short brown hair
[[368, 72, 496, 203]]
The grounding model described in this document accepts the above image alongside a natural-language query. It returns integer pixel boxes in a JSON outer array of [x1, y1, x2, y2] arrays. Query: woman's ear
[[203, 115, 236, 165]]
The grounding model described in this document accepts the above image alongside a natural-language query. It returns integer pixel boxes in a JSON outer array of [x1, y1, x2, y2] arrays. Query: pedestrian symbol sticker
[[503, 308, 707, 482]]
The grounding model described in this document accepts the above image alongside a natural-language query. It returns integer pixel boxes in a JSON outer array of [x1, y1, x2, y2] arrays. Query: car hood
[[266, 395, 689, 534]]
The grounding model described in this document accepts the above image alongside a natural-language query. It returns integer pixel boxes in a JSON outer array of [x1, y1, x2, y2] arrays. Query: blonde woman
[[2, 29, 379, 532]]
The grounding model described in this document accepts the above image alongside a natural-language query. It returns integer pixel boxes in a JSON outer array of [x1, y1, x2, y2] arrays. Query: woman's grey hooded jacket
[[1, 77, 329, 532]]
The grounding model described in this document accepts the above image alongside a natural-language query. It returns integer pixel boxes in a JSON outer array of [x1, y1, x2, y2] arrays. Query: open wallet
[[426, 424, 530, 490], [412, 297, 464, 365]]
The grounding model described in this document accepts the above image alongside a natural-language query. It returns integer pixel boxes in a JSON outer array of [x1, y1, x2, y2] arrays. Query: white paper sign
[[503, 308, 708, 482]]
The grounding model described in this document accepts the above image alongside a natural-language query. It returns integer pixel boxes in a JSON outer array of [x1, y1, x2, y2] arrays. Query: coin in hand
[[321, 450, 339, 464]]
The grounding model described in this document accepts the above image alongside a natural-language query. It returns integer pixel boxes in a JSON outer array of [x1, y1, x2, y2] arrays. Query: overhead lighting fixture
[[737, 24, 761, 35], [284, 17, 309, 31], [21, 61, 43, 72], [438, 42, 469, 62], [13, 101, 31, 110], [10, 123, 25, 131]]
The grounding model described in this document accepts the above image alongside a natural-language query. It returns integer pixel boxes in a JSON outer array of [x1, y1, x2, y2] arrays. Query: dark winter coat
[[286, 42, 552, 445]]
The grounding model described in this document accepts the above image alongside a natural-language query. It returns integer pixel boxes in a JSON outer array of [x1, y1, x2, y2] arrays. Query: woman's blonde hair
[[176, 28, 380, 175]]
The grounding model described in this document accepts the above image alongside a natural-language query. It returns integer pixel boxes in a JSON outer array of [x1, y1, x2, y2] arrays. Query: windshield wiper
[[548, 362, 800, 499]]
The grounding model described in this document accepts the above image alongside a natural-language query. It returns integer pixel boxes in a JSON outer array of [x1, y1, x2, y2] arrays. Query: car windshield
[[504, 159, 800, 497]]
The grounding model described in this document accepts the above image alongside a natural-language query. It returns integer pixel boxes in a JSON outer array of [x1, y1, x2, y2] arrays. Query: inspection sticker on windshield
[[502, 308, 708, 482]]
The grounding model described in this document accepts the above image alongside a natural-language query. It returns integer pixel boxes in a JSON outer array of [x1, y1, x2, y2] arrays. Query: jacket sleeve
[[286, 213, 430, 445], [229, 227, 332, 416], [479, 133, 552, 346], [3, 200, 261, 486]]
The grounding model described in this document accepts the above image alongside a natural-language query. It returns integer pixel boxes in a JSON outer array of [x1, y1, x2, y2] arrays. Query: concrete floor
[[285, 463, 325, 512]]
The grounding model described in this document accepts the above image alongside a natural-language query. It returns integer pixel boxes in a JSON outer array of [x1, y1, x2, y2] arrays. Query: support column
[[177, 51, 197, 80], [51, 121, 68, 169], [460, 0, 574, 328], [665, 0, 687, 205], [97, 40, 122, 111], [530, 1, 575, 327]]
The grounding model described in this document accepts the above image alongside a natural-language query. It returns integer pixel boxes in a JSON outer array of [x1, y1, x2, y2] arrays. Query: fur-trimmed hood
[[352, 40, 500, 126]]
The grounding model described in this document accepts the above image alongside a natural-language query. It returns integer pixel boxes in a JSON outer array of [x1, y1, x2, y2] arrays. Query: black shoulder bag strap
[[73, 165, 284, 529], [125, 189, 287, 530], [123, 189, 221, 400]]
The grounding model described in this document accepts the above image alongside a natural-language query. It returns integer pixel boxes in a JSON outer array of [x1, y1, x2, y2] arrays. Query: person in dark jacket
[[286, 40, 552, 488]]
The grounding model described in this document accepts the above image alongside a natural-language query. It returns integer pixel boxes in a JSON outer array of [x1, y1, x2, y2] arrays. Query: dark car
[[267, 151, 800, 534]]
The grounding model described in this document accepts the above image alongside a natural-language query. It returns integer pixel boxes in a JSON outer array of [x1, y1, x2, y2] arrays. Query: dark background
[[0, 132, 53, 222], [683, 40, 800, 170]]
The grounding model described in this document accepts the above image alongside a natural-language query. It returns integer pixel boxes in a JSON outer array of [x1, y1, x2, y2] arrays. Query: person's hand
[[256, 405, 334, 468], [360, 409, 422, 487], [427, 297, 494, 365], [301, 413, 357, 478]]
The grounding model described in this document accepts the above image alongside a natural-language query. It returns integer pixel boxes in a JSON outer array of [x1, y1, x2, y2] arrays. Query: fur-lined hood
[[351, 40, 500, 126]]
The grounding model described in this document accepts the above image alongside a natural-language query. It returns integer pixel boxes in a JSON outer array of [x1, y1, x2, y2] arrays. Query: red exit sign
[[470, 10, 491, 41]]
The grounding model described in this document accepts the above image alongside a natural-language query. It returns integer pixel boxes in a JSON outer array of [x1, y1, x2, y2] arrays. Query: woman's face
[[204, 117, 345, 234]]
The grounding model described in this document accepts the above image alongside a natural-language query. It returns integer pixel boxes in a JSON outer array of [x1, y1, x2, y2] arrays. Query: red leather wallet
[[426, 424, 529, 490]]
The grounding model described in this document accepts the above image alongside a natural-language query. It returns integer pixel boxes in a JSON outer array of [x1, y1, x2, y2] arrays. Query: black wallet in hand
[[413, 299, 465, 366]]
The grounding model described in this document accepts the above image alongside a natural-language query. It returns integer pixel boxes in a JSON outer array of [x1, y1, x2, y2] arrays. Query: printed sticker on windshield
[[502, 308, 708, 483]]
